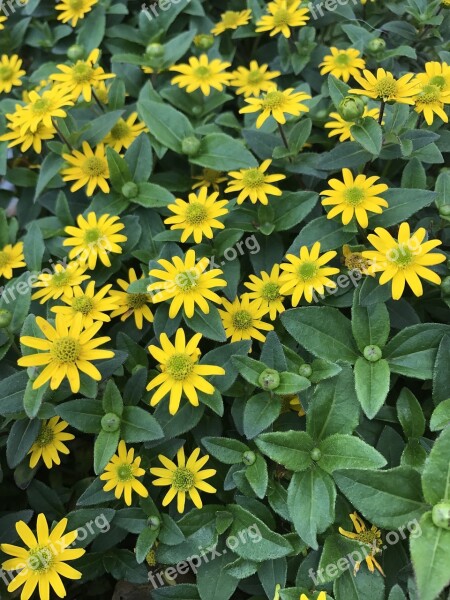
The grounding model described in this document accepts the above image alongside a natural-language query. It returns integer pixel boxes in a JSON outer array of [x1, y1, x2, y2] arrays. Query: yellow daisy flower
[[240, 85, 311, 128], [342, 244, 373, 276], [0, 241, 26, 279], [12, 87, 74, 134], [150, 446, 216, 513], [218, 295, 274, 342], [146, 328, 225, 415], [61, 142, 110, 196], [0, 55, 26, 94], [56, 0, 98, 26], [50, 48, 115, 102], [211, 9, 252, 35], [32, 261, 90, 304], [244, 264, 286, 320], [0, 119, 56, 153], [51, 282, 118, 328], [109, 268, 154, 330], [148, 249, 226, 319], [225, 159, 286, 205], [170, 54, 232, 96], [164, 186, 229, 244], [100, 440, 149, 506], [362, 222, 446, 300], [324, 107, 381, 142], [301, 593, 327, 600], [415, 61, 450, 93], [279, 243, 340, 305], [28, 417, 74, 469], [414, 82, 450, 125], [320, 168, 389, 228], [255, 0, 309, 38], [288, 395, 306, 416], [350, 68, 418, 104], [0, 514, 85, 600], [339, 512, 384, 575], [0, 16, 7, 30], [103, 112, 148, 152], [319, 47, 366, 83], [192, 168, 227, 192], [62, 212, 127, 269], [18, 313, 114, 393], [230, 60, 281, 97]]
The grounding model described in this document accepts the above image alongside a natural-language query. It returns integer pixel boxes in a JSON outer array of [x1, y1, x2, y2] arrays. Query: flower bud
[[101, 413, 121, 433], [366, 38, 386, 54], [310, 448, 322, 461], [145, 43, 165, 59], [67, 44, 85, 61], [298, 364, 313, 378], [242, 450, 256, 466], [193, 34, 215, 51], [258, 368, 280, 391], [439, 204, 450, 218], [363, 345, 383, 362], [122, 182, 139, 199], [338, 96, 365, 121], [147, 516, 161, 530], [432, 502, 450, 530], [0, 308, 12, 328], [192, 106, 203, 116], [181, 136, 201, 156]]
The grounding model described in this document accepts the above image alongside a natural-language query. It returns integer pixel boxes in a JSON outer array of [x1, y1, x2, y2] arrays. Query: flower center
[[344, 252, 371, 272], [417, 84, 441, 104], [72, 295, 94, 315], [429, 75, 446, 89], [172, 467, 195, 491], [175, 270, 198, 291], [185, 202, 208, 225], [273, 8, 290, 26], [194, 66, 211, 79], [35, 425, 55, 448], [343, 186, 366, 206], [355, 530, 382, 549], [242, 168, 265, 188], [297, 262, 318, 280], [82, 156, 107, 177], [248, 70, 264, 84], [83, 227, 102, 244], [232, 309, 253, 330], [32, 98, 51, 115], [261, 281, 281, 301], [51, 271, 71, 287], [72, 62, 94, 83], [166, 353, 194, 381], [262, 90, 285, 110], [374, 76, 398, 99], [222, 11, 240, 26], [69, 0, 84, 9], [110, 120, 130, 140], [388, 244, 415, 268], [0, 65, 13, 80], [28, 546, 55, 573], [335, 53, 351, 66], [127, 293, 150, 309], [0, 250, 10, 267], [117, 464, 134, 481], [51, 337, 80, 363]]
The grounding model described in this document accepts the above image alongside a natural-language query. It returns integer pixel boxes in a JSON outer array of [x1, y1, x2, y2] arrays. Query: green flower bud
[[441, 276, 450, 296], [366, 38, 386, 54], [0, 308, 12, 328], [67, 44, 85, 61], [432, 502, 450, 530], [310, 448, 322, 461], [193, 34, 215, 51], [242, 450, 256, 466], [298, 364, 313, 378], [192, 106, 203, 116], [363, 345, 383, 362], [121, 181, 139, 199], [181, 136, 201, 156], [258, 368, 280, 391], [338, 96, 365, 121], [439, 204, 450, 217], [147, 515, 161, 530], [101, 413, 121, 433], [145, 43, 165, 59]]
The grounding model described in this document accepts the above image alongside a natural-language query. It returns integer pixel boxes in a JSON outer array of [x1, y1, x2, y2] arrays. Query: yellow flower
[[32, 261, 90, 304], [211, 9, 252, 35], [339, 512, 384, 576], [255, 0, 309, 38], [244, 264, 286, 320], [148, 249, 226, 319], [0, 514, 85, 600], [0, 242, 26, 279], [63, 212, 127, 269], [146, 328, 225, 415], [342, 245, 373, 276], [61, 142, 110, 196], [0, 16, 7, 30], [100, 440, 149, 506], [287, 395, 306, 416], [415, 61, 450, 93], [12, 87, 74, 134], [319, 48, 366, 82], [279, 243, 340, 305], [109, 268, 154, 330], [164, 186, 229, 243], [103, 112, 148, 151], [414, 82, 450, 125], [0, 119, 56, 153], [300, 593, 327, 600], [29, 416, 74, 469], [50, 48, 115, 102], [51, 282, 118, 328], [56, 0, 98, 26], [192, 168, 227, 192], [240, 86, 311, 128], [226, 159, 286, 205], [362, 222, 446, 300], [324, 107, 381, 142], [320, 168, 389, 228], [350, 68, 418, 104], [230, 61, 281, 97], [170, 54, 232, 96], [150, 446, 216, 513], [0, 55, 26, 93], [18, 313, 114, 393], [219, 295, 274, 342]]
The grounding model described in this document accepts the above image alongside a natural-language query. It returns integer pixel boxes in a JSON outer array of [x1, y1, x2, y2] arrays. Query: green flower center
[[0, 250, 10, 268], [72, 295, 94, 315], [69, 0, 84, 9], [389, 244, 415, 268], [52, 336, 80, 363], [222, 11, 241, 26], [110, 120, 130, 140], [261, 281, 281, 301], [355, 530, 382, 549], [194, 66, 211, 79], [166, 353, 194, 380], [248, 70, 264, 84], [72, 62, 94, 83], [344, 186, 366, 206], [262, 90, 285, 110], [35, 425, 55, 448], [185, 202, 208, 225], [175, 270, 198, 291], [374, 76, 398, 99], [28, 546, 54, 573], [83, 156, 107, 177], [51, 271, 71, 287], [83, 227, 102, 244], [273, 8, 290, 26], [334, 53, 351, 66], [417, 84, 441, 104], [117, 464, 134, 481], [0, 65, 13, 80], [232, 309, 253, 330], [172, 467, 195, 491], [32, 98, 51, 114], [297, 262, 318, 280], [429, 75, 446, 89], [126, 293, 150, 309], [242, 168, 265, 188]]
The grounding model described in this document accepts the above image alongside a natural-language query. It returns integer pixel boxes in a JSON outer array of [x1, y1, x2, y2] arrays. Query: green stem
[[52, 119, 73, 151]]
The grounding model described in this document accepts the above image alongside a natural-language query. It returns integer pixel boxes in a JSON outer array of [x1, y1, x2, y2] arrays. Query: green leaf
[[396, 388, 425, 439], [430, 398, 450, 432], [334, 568, 385, 600], [81, 110, 124, 146], [151, 585, 200, 600], [354, 357, 390, 419], [287, 467, 336, 549], [135, 527, 159, 564], [94, 430, 120, 474], [184, 305, 227, 342], [0, 371, 29, 416], [421, 426, 450, 505], [106, 146, 131, 191], [138, 100, 194, 153], [133, 182, 175, 208], [272, 191, 318, 232], [318, 434, 387, 473], [34, 153, 63, 201], [197, 552, 239, 600], [276, 372, 311, 395], [245, 454, 268, 499], [0, 272, 32, 334], [401, 158, 426, 189], [202, 437, 249, 464], [318, 533, 364, 583], [243, 393, 282, 439], [255, 431, 314, 471], [7, 418, 41, 468], [231, 355, 266, 386], [410, 512, 450, 600], [23, 221, 45, 271], [124, 133, 153, 181], [201, 341, 251, 393], [56, 399, 104, 433], [258, 558, 287, 598], [281, 307, 359, 364], [191, 133, 257, 170], [433, 335, 450, 404], [260, 332, 287, 371], [352, 286, 390, 352], [102, 380, 124, 417], [120, 406, 163, 443], [23, 379, 47, 419], [350, 117, 383, 155], [370, 189, 436, 228], [328, 74, 350, 109], [286, 216, 354, 254], [334, 467, 427, 528]]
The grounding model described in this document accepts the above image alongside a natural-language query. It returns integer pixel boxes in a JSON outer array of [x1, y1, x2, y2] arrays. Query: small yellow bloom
[[103, 112, 148, 151], [226, 159, 286, 205], [244, 264, 286, 320], [219, 295, 274, 342], [11, 87, 74, 135], [240, 86, 311, 128], [100, 440, 149, 506], [350, 68, 418, 104], [56, 0, 98, 26], [414, 82, 450, 125], [324, 107, 381, 142], [0, 119, 56, 153], [61, 142, 110, 197], [170, 54, 232, 96], [0, 242, 26, 279], [342, 245, 373, 276], [109, 268, 154, 330], [0, 54, 26, 94], [414, 61, 450, 94], [32, 261, 90, 304], [339, 512, 384, 576], [29, 416, 74, 469], [255, 0, 309, 38], [51, 281, 119, 328], [230, 61, 281, 98], [192, 168, 227, 192], [211, 9, 252, 35], [150, 446, 216, 513], [320, 47, 365, 82]]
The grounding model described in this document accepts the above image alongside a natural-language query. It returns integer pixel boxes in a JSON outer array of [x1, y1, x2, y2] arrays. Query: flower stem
[[52, 119, 73, 151], [277, 122, 290, 151], [92, 89, 106, 112], [378, 100, 385, 125]]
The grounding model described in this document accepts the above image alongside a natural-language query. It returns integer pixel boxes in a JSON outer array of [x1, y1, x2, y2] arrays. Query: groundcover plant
[[0, 0, 450, 599]]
